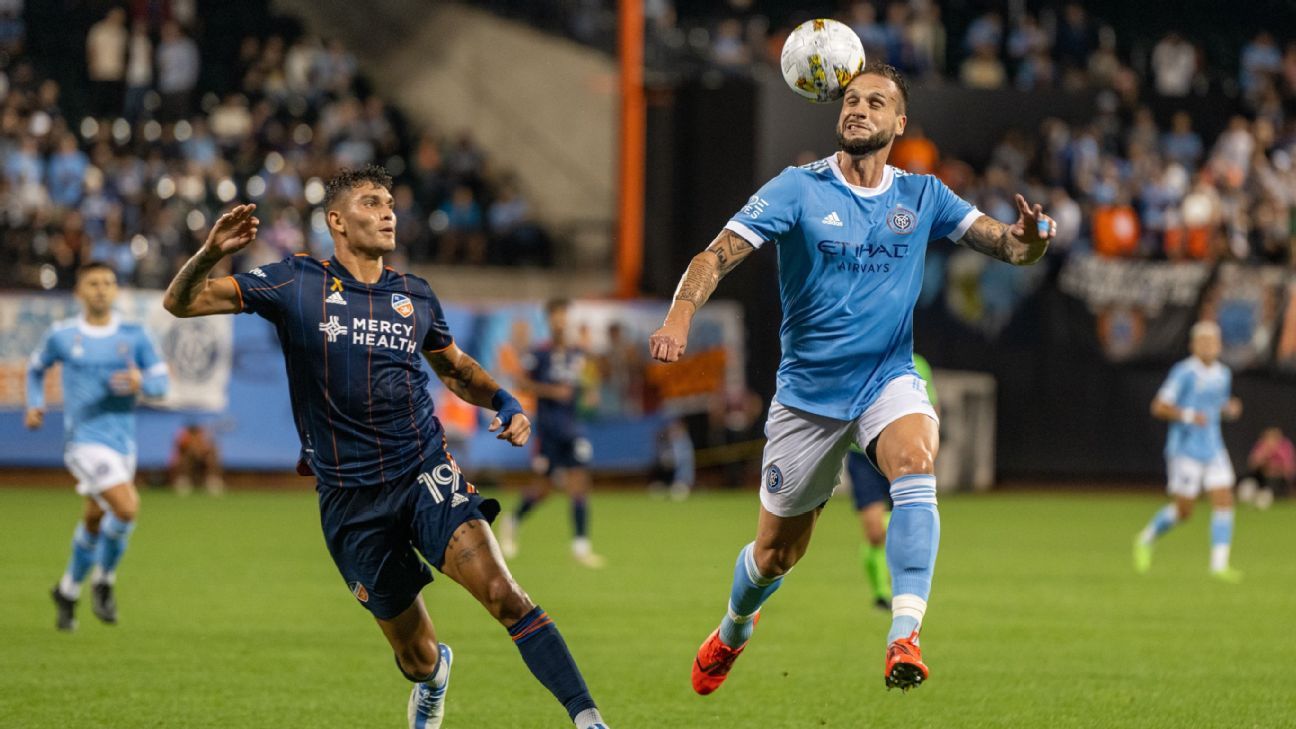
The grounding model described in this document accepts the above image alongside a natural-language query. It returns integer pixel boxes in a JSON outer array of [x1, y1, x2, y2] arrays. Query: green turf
[[1, 486, 1292, 728]]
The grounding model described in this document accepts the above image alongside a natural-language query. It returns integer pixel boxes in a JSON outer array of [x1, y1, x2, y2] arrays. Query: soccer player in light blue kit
[[1134, 321, 1243, 581], [650, 63, 1054, 693], [26, 261, 169, 630]]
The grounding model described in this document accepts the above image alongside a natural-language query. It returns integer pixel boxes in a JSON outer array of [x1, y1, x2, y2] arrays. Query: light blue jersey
[[1157, 356, 1231, 462], [27, 315, 168, 455], [725, 156, 980, 420]]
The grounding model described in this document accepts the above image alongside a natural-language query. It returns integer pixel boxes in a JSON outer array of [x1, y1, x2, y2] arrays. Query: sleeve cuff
[[225, 275, 244, 312], [723, 220, 767, 249], [951, 209, 983, 243]]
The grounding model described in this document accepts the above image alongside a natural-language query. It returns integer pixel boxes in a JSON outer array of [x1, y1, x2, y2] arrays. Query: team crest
[[391, 293, 414, 318], [765, 464, 784, 493], [886, 206, 917, 235], [350, 582, 369, 603]]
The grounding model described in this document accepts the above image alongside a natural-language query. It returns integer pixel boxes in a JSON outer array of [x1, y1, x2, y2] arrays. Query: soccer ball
[[780, 18, 866, 103]]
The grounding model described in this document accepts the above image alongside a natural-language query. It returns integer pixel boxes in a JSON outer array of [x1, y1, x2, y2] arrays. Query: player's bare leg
[[501, 475, 553, 559], [378, 596, 453, 729], [693, 505, 820, 695], [1207, 487, 1241, 582], [875, 413, 940, 691], [88, 481, 138, 625], [441, 519, 607, 728], [563, 467, 604, 567]]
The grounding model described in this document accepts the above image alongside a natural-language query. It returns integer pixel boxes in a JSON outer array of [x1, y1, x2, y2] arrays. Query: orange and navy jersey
[[229, 255, 453, 488]]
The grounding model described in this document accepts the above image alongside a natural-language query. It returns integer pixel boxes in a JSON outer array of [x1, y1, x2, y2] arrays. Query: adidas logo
[[822, 211, 844, 227], [325, 291, 347, 305], [451, 492, 468, 508]]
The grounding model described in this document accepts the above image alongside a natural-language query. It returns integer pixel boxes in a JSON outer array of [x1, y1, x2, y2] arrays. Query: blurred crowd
[[0, 2, 552, 290]]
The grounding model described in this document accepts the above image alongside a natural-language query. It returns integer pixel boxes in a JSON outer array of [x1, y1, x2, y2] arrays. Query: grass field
[[1, 486, 1293, 729]]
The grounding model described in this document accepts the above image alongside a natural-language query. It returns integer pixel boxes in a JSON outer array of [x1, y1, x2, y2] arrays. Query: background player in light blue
[[25, 261, 169, 631], [1135, 321, 1243, 581], [650, 62, 1054, 694]]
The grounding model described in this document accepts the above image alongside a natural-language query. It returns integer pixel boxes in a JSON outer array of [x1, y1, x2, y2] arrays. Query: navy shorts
[[316, 448, 500, 620], [533, 430, 592, 475], [846, 450, 892, 511]]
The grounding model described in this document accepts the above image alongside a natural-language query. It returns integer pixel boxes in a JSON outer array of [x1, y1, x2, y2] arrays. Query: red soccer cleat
[[884, 632, 929, 692], [691, 613, 760, 695]]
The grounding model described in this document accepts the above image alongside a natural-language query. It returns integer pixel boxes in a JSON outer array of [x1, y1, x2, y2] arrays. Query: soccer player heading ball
[[650, 62, 1055, 694], [163, 167, 609, 729]]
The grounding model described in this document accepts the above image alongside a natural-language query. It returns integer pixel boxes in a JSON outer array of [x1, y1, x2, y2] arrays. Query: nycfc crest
[[887, 206, 917, 235], [765, 465, 784, 493]]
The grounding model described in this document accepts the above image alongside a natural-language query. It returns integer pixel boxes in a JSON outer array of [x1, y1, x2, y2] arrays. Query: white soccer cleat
[[407, 644, 453, 729], [572, 538, 606, 569]]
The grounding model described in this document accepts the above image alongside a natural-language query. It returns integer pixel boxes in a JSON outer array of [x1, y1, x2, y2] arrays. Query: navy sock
[[571, 497, 588, 539], [508, 606, 596, 720], [515, 494, 541, 521]]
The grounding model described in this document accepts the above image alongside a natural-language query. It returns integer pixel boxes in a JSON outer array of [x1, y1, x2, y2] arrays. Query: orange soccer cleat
[[884, 632, 929, 692], [691, 613, 760, 695]]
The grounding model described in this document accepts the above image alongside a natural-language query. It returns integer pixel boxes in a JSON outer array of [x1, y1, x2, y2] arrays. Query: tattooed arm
[[649, 229, 757, 363], [164, 204, 260, 317], [425, 343, 531, 445], [958, 194, 1055, 266]]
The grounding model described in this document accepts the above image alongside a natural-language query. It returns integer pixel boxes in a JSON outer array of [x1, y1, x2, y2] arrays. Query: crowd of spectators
[[0, 2, 552, 290]]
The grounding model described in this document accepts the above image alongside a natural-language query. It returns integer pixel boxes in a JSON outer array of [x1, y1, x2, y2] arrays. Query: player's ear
[[326, 208, 344, 235], [894, 113, 907, 136]]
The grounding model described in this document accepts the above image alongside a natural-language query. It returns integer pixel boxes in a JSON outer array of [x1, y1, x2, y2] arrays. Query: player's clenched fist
[[649, 324, 688, 363], [490, 412, 532, 446]]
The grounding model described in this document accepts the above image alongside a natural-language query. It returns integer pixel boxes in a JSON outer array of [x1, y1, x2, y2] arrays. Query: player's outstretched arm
[[164, 204, 260, 317], [650, 229, 755, 363], [424, 343, 531, 446], [960, 194, 1055, 266]]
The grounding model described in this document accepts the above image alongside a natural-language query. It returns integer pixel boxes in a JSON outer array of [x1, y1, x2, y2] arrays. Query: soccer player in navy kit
[[163, 167, 608, 729], [651, 63, 1054, 694], [499, 299, 606, 568]]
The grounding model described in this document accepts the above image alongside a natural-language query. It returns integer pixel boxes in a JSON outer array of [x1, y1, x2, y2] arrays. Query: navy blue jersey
[[522, 345, 585, 439], [229, 255, 453, 488]]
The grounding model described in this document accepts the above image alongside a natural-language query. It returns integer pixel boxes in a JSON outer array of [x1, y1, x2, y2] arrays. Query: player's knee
[[1176, 501, 1194, 521], [865, 521, 886, 545], [486, 576, 533, 624], [752, 543, 799, 578], [112, 501, 139, 523], [887, 446, 935, 479]]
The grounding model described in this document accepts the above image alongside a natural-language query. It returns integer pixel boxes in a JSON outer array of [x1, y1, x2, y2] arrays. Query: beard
[[836, 124, 893, 156]]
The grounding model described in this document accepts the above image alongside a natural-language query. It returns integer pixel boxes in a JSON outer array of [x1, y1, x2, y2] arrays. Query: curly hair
[[323, 164, 393, 209]]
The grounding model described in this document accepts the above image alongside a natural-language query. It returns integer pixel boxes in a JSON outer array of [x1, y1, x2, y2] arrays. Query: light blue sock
[[886, 475, 939, 644], [1140, 504, 1178, 544], [717, 542, 783, 647], [58, 522, 101, 599], [1209, 509, 1234, 571], [94, 513, 136, 582]]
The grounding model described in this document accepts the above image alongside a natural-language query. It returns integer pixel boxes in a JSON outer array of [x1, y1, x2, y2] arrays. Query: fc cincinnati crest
[[391, 293, 414, 318], [887, 206, 917, 235], [350, 582, 369, 603], [765, 465, 784, 493]]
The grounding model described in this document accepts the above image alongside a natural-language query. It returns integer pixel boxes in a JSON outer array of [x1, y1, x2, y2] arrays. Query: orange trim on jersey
[[294, 252, 310, 256], [423, 338, 455, 355], [225, 276, 244, 312]]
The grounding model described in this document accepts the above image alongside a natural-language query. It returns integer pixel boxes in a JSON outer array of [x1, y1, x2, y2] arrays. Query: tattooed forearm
[[427, 349, 501, 408], [672, 230, 756, 310], [961, 216, 1044, 265], [163, 248, 223, 315]]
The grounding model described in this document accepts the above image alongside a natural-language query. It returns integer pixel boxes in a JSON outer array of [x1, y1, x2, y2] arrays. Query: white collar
[[78, 314, 121, 337], [827, 154, 895, 198], [1189, 356, 1223, 375]]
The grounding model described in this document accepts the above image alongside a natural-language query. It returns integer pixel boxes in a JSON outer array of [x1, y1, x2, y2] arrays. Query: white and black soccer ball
[[780, 18, 866, 104]]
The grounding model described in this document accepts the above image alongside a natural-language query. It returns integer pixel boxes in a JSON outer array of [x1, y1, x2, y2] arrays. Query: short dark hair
[[323, 165, 393, 209], [857, 61, 909, 113], [76, 260, 116, 279], [545, 298, 570, 315]]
